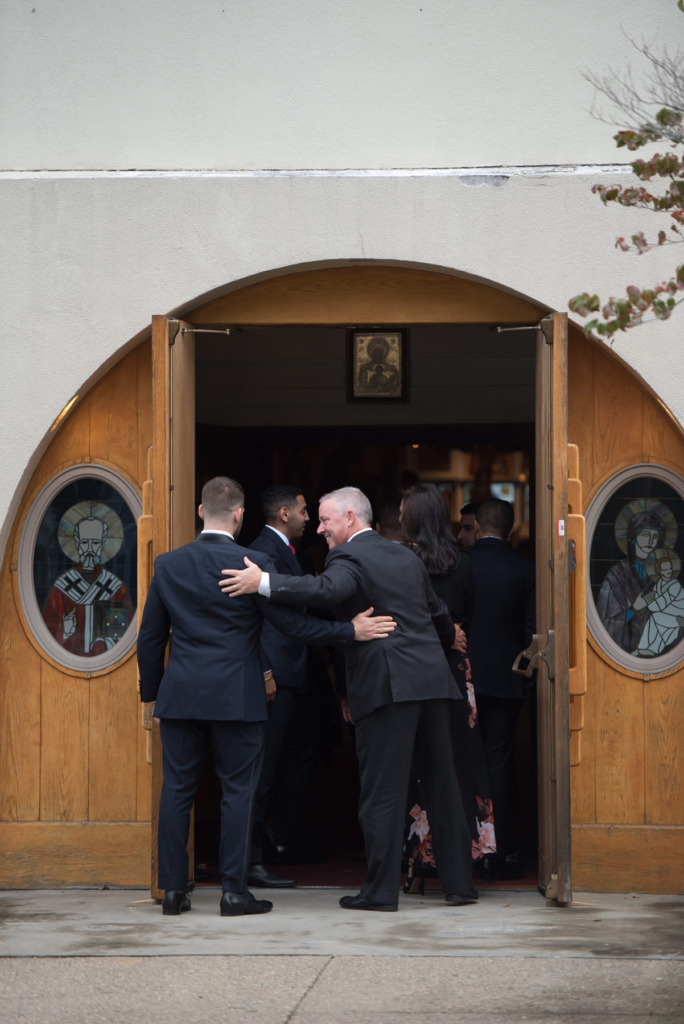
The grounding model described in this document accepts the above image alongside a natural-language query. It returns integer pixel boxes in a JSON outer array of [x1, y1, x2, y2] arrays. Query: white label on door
[[558, 519, 565, 536]]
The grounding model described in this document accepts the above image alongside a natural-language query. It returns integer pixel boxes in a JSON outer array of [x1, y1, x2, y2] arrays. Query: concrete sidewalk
[[0, 889, 682, 1023], [0, 887, 682, 958], [0, 955, 682, 1023]]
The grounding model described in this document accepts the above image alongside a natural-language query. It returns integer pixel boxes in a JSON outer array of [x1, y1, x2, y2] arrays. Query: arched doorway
[[143, 265, 574, 903], [3, 263, 681, 896]]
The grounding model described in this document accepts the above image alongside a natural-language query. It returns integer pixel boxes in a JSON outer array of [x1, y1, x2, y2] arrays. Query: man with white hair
[[220, 486, 476, 911]]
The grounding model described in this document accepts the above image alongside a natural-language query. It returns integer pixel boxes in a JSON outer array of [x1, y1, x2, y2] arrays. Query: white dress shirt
[[202, 529, 234, 539], [258, 525, 374, 598]]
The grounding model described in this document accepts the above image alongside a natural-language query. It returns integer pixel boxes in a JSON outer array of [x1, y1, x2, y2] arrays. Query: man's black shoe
[[220, 890, 273, 916], [339, 894, 397, 912], [444, 887, 479, 906], [246, 863, 296, 888], [162, 890, 191, 916]]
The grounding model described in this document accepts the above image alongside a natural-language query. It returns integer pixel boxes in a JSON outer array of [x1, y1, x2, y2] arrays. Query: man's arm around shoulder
[[269, 547, 361, 607]]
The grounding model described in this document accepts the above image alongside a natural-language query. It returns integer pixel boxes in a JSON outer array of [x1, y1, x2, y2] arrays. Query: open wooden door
[[514, 312, 572, 904], [535, 313, 572, 903], [139, 316, 196, 898]]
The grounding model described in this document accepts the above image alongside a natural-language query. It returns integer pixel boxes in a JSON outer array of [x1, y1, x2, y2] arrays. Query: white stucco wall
[[1, 0, 682, 557], [0, 170, 680, 556], [1, 0, 680, 171]]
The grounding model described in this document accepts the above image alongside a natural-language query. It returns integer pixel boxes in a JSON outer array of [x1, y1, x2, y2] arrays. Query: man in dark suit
[[468, 498, 536, 881], [247, 484, 322, 888], [457, 501, 481, 548], [137, 477, 396, 917], [221, 486, 477, 911]]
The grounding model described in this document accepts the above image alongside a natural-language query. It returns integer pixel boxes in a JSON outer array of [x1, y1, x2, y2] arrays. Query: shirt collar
[[201, 529, 234, 539], [265, 524, 290, 547], [347, 527, 374, 543], [480, 535, 505, 541]]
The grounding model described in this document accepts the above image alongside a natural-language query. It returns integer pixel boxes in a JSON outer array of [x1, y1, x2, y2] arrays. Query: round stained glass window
[[18, 465, 141, 672], [586, 464, 684, 674]]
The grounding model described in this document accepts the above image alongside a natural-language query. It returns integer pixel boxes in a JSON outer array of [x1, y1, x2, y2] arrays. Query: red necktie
[[288, 543, 296, 555]]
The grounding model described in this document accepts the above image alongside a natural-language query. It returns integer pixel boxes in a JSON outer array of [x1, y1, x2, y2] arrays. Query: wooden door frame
[[144, 267, 574, 900]]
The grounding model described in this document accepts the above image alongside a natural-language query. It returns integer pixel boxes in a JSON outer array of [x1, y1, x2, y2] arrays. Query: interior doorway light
[[51, 395, 79, 432]]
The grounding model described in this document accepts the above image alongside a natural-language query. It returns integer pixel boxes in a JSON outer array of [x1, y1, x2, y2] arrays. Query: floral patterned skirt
[[404, 656, 496, 880]]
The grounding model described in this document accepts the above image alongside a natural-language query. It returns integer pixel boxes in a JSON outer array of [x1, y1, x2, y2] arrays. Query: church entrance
[[192, 418, 538, 891], [140, 266, 578, 904]]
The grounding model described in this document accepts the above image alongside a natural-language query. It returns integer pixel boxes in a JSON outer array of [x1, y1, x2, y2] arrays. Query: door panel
[[535, 312, 572, 904], [145, 316, 196, 897], [567, 443, 587, 768]]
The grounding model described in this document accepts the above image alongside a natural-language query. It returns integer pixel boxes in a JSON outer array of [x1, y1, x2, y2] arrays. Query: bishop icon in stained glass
[[42, 500, 134, 656]]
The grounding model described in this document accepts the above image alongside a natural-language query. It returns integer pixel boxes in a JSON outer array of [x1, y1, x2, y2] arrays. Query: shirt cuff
[[258, 572, 271, 598]]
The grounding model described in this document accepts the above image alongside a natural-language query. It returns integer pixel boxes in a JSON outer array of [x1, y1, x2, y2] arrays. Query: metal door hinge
[[512, 630, 556, 680], [540, 317, 555, 345]]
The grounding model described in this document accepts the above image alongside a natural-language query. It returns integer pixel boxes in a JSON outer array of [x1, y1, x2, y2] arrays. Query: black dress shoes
[[220, 890, 273, 916], [444, 887, 479, 906], [339, 894, 398, 912], [246, 863, 296, 888], [162, 890, 191, 916]]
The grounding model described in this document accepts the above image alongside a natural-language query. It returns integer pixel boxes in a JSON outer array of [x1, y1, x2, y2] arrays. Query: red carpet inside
[[195, 859, 539, 890]]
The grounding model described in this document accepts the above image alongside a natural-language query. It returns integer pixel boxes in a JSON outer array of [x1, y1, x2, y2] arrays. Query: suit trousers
[[158, 718, 264, 893], [355, 698, 472, 905], [476, 695, 524, 859], [250, 687, 319, 862]]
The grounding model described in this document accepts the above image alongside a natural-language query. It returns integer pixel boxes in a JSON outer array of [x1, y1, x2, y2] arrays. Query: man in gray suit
[[220, 486, 476, 911]]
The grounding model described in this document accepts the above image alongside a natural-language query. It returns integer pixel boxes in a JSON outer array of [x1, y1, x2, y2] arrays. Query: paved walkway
[[0, 889, 682, 1023], [0, 887, 682, 958], [0, 954, 682, 1023]]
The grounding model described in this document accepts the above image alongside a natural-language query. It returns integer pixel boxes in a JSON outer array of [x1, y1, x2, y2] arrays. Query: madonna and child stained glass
[[23, 470, 139, 669], [588, 470, 684, 667]]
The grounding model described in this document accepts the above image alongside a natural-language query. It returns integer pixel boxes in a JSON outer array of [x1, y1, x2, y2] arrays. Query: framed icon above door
[[586, 463, 684, 674], [347, 328, 409, 402], [17, 464, 141, 673]]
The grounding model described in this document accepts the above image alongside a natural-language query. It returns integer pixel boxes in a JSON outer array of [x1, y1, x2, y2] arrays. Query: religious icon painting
[[347, 328, 409, 402], [18, 465, 141, 672], [585, 464, 684, 674]]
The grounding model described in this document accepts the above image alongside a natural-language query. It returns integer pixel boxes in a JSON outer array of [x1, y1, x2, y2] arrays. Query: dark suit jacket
[[249, 526, 308, 690], [137, 533, 355, 721], [266, 529, 457, 722], [468, 537, 536, 700]]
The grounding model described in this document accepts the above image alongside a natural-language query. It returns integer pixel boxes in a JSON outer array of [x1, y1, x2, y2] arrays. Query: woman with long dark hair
[[401, 484, 496, 891]]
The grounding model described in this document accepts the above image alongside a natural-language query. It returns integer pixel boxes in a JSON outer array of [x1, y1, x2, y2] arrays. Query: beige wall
[[1, 0, 680, 171]]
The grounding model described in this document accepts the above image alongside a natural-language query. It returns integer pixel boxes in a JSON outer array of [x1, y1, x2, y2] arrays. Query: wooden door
[[535, 313, 572, 903], [139, 316, 196, 897]]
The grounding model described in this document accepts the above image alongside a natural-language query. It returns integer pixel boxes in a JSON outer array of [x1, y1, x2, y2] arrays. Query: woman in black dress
[[401, 484, 496, 891]]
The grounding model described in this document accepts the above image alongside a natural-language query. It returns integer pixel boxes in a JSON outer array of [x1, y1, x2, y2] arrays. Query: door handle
[[512, 630, 555, 680]]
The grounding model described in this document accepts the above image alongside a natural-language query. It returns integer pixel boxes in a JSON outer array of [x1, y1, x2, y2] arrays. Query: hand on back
[[352, 607, 396, 641]]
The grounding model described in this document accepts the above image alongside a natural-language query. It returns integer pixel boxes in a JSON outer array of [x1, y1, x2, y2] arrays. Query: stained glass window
[[587, 469, 684, 670], [19, 467, 140, 672]]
